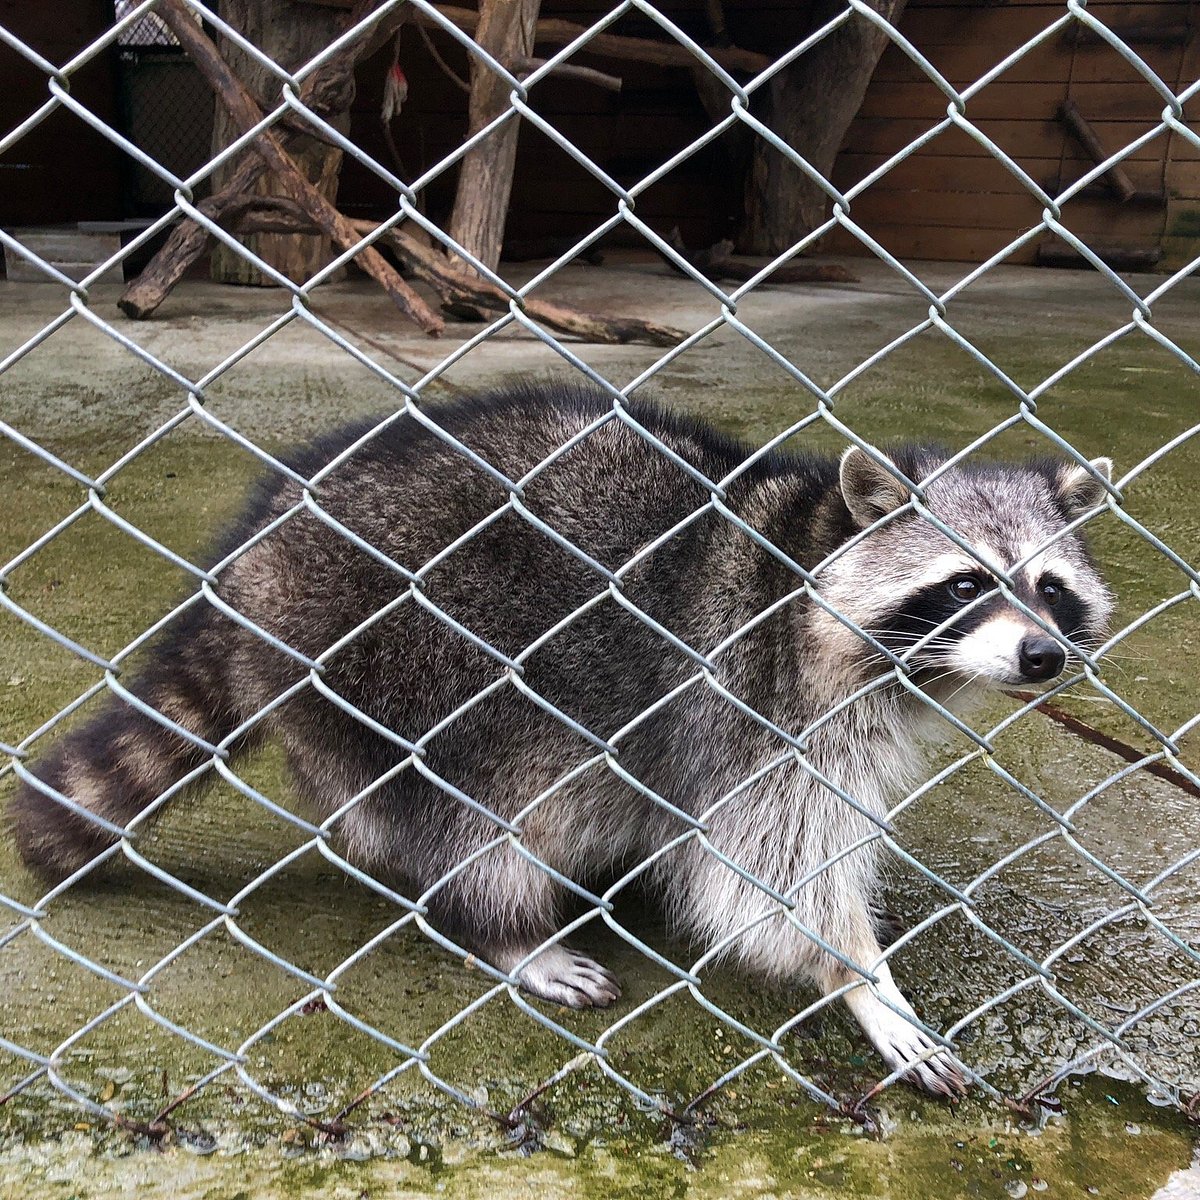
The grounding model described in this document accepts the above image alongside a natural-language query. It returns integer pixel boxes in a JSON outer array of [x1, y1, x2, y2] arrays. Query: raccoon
[[8, 382, 1113, 1097]]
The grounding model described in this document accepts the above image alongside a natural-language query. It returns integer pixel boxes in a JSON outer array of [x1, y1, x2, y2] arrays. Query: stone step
[[4, 226, 125, 284]]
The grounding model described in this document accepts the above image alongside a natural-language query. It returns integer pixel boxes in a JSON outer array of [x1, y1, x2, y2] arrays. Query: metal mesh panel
[[116, 46, 215, 213], [1, 0, 1199, 1142]]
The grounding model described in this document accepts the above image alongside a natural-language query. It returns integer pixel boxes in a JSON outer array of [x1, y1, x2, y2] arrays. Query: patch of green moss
[[0, 1076, 1193, 1198]]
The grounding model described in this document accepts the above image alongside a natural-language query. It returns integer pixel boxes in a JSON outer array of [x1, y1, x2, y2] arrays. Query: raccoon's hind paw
[[501, 943, 621, 1009]]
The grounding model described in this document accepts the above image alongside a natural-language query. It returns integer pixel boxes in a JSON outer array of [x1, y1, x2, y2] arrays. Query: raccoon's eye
[[1041, 579, 1062, 606], [947, 576, 983, 603]]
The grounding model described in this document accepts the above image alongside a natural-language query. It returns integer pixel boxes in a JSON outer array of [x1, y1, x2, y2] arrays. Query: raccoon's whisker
[[859, 631, 958, 652], [857, 640, 955, 675], [943, 670, 988, 707], [914, 667, 968, 693], [862, 618, 958, 635]]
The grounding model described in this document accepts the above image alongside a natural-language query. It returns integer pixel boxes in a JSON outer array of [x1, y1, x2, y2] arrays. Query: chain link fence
[[114, 0, 216, 218], [2, 0, 1199, 1143]]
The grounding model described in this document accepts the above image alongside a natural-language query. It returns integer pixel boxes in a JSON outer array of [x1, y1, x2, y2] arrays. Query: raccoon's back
[[211, 384, 756, 738]]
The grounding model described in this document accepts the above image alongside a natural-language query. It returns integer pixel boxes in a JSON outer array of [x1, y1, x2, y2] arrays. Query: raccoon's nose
[[1018, 636, 1066, 682]]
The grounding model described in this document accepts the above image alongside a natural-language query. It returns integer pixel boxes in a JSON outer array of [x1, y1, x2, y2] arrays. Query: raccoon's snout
[[1018, 636, 1066, 682]]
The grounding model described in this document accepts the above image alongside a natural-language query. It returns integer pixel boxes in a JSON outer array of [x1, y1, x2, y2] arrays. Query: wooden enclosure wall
[[335, 0, 1198, 267], [2, 1, 1194, 269], [0, 0, 124, 227], [826, 0, 1200, 268], [337, 1, 759, 251]]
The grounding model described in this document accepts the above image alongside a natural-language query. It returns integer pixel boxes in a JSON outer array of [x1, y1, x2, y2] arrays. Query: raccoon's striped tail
[[7, 605, 251, 883]]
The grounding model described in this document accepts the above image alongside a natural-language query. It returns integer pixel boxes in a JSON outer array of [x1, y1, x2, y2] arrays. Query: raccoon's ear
[[1056, 457, 1113, 518], [839, 446, 913, 530]]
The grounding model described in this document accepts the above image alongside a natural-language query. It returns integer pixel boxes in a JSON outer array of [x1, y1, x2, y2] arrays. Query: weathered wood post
[[739, 0, 908, 254], [446, 0, 542, 273], [210, 0, 350, 285]]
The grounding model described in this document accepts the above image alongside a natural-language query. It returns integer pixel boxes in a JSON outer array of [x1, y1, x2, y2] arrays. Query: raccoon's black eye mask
[[877, 578, 995, 650], [938, 571, 1089, 650], [881, 570, 1087, 655], [945, 572, 1068, 611]]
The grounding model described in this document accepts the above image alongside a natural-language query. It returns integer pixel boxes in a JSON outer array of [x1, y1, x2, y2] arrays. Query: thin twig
[[1005, 689, 1200, 799], [512, 56, 622, 93], [417, 20, 471, 92]]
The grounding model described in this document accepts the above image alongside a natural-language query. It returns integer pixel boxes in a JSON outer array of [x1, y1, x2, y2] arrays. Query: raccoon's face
[[820, 446, 1114, 697]]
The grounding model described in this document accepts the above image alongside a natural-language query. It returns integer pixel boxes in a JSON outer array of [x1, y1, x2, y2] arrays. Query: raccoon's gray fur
[[8, 382, 1114, 1097]]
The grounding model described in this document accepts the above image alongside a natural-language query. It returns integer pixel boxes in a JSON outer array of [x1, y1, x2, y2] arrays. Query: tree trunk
[[210, 0, 350, 285], [446, 0, 541, 274], [739, 0, 908, 255]]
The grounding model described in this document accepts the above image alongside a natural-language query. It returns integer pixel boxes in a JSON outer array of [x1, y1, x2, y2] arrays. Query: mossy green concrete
[[0, 1077, 1194, 1198], [1, 261, 1198, 1195]]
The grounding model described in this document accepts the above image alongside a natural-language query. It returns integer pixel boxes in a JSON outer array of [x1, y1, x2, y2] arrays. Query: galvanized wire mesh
[[2, 0, 1199, 1140]]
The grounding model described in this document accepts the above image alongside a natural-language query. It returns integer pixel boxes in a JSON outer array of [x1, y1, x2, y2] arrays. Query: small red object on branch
[[382, 63, 408, 122]]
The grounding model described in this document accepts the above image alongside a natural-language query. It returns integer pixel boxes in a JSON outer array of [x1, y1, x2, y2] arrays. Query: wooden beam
[[1058, 99, 1138, 203], [303, 0, 772, 74], [441, 5, 770, 74]]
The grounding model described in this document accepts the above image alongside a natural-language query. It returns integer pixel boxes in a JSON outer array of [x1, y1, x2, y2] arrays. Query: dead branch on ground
[[1006, 688, 1200, 800], [226, 197, 683, 345]]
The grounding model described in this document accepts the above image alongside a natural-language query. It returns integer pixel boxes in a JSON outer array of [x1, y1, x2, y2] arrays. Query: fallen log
[[226, 199, 684, 346], [359, 219, 685, 346]]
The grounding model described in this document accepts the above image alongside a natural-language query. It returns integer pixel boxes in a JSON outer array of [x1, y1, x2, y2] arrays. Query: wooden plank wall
[[337, 0, 1199, 266], [826, 0, 1200, 267], [11, 1, 1181, 264], [0, 0, 125, 227], [340, 2, 750, 250]]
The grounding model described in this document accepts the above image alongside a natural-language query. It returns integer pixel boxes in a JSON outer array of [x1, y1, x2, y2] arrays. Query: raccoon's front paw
[[873, 1017, 967, 1098], [841, 966, 968, 1099], [508, 944, 622, 1009]]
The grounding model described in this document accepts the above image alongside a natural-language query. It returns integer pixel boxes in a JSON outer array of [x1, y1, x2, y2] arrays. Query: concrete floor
[[1, 256, 1199, 1197]]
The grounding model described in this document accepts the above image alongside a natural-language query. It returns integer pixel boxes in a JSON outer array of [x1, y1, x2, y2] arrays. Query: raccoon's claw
[[508, 944, 622, 1009], [841, 967, 968, 1100], [875, 1021, 968, 1098]]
